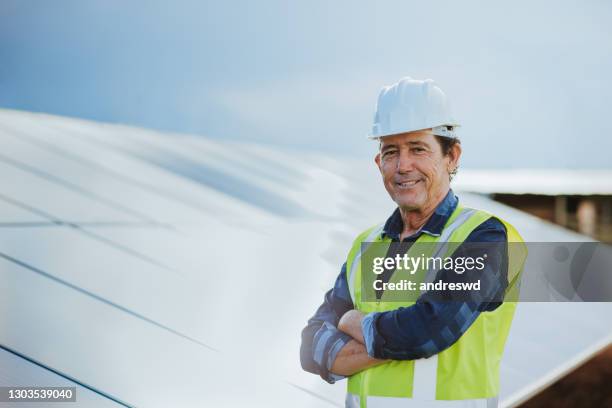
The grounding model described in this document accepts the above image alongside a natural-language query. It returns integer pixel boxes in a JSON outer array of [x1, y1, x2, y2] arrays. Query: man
[[300, 77, 524, 407]]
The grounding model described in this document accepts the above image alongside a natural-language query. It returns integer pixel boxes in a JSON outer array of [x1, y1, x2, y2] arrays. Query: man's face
[[375, 130, 458, 212]]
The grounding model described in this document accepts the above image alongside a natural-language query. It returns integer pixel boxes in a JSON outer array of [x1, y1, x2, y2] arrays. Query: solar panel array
[[0, 109, 610, 407]]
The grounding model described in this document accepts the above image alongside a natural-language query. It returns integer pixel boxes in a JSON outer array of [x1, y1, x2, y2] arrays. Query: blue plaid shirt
[[300, 190, 508, 383]]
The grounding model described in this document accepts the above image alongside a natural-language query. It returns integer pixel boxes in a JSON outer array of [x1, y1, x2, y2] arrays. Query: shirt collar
[[381, 189, 458, 241]]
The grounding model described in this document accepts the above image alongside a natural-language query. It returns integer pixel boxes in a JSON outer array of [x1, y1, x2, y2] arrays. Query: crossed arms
[[300, 220, 508, 383], [331, 310, 387, 376]]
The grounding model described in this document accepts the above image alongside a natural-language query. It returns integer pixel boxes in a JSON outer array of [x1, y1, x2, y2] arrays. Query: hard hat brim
[[367, 124, 460, 140]]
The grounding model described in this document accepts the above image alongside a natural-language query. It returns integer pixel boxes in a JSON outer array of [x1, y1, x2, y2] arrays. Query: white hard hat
[[368, 77, 459, 140]]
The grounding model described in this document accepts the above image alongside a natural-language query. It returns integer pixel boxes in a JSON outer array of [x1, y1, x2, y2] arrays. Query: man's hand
[[338, 309, 366, 344], [330, 339, 387, 376], [329, 310, 389, 376]]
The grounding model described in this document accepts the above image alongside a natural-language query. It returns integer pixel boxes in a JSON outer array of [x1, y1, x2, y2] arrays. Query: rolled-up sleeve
[[300, 263, 354, 383], [362, 218, 508, 360]]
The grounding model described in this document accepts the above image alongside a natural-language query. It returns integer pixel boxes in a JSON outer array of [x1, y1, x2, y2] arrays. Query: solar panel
[[0, 108, 610, 407]]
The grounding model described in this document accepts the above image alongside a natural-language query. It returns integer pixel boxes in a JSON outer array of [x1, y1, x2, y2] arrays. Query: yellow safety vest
[[344, 205, 526, 408]]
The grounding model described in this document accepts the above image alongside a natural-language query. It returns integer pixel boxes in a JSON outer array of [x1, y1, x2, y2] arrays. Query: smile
[[396, 180, 421, 189]]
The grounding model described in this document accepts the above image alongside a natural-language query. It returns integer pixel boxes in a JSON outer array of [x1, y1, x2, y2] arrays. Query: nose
[[396, 148, 415, 173]]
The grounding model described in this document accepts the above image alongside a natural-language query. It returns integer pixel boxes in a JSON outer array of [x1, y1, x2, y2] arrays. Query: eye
[[412, 147, 426, 153], [382, 149, 398, 158]]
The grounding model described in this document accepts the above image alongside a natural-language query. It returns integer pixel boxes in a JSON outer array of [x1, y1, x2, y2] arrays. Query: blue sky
[[1, 1, 611, 168]]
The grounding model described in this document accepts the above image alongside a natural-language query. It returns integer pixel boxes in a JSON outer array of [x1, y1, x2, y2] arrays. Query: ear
[[374, 152, 383, 174], [448, 142, 462, 170]]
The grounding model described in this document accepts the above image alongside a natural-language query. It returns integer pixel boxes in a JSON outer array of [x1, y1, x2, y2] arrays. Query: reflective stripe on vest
[[346, 393, 499, 408], [345, 205, 526, 408], [347, 224, 384, 303]]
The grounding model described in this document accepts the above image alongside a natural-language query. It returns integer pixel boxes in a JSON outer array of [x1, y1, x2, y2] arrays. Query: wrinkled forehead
[[379, 129, 436, 148]]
